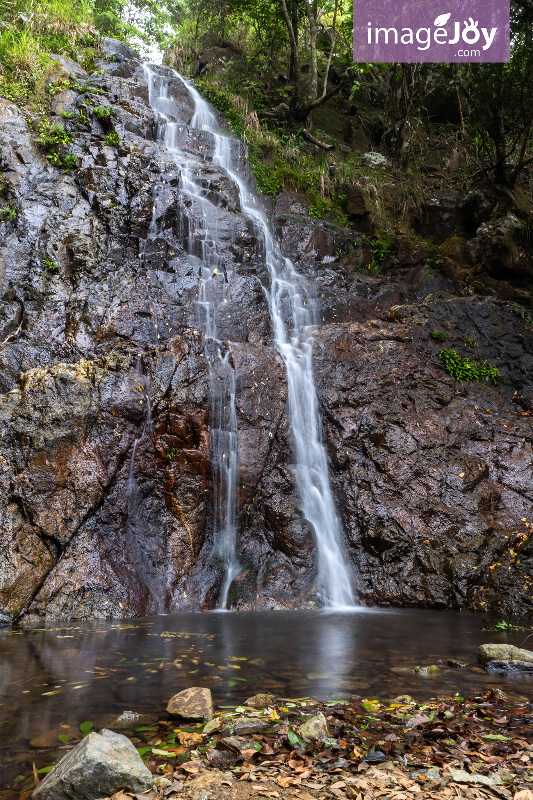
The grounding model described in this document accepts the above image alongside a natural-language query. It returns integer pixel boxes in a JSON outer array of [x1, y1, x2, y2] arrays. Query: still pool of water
[[1, 608, 532, 788]]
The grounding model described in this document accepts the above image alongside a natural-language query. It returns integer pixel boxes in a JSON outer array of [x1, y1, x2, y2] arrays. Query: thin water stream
[[144, 63, 354, 608]]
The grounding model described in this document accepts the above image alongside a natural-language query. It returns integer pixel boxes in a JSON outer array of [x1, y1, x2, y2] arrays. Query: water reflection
[[1, 609, 531, 786]]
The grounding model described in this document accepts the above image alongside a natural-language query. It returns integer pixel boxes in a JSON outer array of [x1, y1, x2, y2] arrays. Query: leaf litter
[[10, 689, 531, 800]]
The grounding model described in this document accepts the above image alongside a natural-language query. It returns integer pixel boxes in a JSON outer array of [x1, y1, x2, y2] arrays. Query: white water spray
[[143, 64, 355, 609]]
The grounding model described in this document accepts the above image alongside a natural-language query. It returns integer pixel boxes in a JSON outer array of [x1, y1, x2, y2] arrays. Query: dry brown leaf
[[177, 731, 203, 747], [514, 792, 533, 800]]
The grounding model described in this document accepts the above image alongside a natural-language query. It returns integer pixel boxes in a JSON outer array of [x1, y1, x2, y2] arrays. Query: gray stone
[[102, 37, 140, 62], [478, 644, 533, 665], [405, 714, 431, 729], [167, 687, 213, 720], [32, 728, 153, 800], [219, 736, 254, 753], [361, 152, 389, 167], [297, 712, 329, 742], [233, 716, 270, 736]]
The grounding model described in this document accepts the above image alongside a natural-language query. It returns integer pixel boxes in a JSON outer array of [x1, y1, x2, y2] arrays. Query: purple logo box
[[354, 0, 510, 62]]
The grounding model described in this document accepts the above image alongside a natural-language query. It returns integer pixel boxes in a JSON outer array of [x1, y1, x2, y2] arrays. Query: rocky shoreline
[[2, 645, 531, 800]]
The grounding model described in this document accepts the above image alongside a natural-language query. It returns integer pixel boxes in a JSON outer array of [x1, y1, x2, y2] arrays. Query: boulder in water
[[478, 644, 533, 665], [32, 728, 153, 800], [166, 687, 213, 720]]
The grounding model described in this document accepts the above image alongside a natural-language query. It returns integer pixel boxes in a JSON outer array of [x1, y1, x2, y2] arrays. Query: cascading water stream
[[143, 65, 240, 608], [143, 63, 355, 609]]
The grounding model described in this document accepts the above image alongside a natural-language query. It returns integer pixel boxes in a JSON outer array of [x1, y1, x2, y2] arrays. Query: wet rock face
[[0, 46, 295, 622], [314, 300, 533, 616], [0, 41, 532, 622]]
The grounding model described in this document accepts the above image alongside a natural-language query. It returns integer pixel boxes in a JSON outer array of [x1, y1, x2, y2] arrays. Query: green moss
[[430, 331, 447, 342], [439, 349, 501, 385]]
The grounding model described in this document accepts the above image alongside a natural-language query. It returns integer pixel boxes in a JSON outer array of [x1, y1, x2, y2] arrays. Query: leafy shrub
[[430, 330, 447, 342], [36, 119, 73, 150], [370, 231, 395, 271], [439, 349, 501, 385], [43, 256, 59, 272], [0, 204, 16, 222], [93, 105, 113, 120], [103, 130, 119, 146], [508, 302, 532, 324]]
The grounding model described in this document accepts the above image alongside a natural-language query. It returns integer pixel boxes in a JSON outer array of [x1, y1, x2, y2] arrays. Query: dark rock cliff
[[0, 40, 531, 623]]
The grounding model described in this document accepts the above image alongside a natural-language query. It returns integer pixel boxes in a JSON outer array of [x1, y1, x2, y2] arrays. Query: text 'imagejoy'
[[354, 0, 510, 62]]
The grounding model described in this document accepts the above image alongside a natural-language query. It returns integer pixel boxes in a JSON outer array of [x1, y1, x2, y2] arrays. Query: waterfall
[[142, 64, 355, 609], [143, 65, 240, 609]]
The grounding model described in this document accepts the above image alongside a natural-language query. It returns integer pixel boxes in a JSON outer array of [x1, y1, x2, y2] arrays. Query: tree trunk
[[303, 0, 318, 100], [279, 0, 300, 87], [490, 66, 508, 186], [322, 0, 339, 97]]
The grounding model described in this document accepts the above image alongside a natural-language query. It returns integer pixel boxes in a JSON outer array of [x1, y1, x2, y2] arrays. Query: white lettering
[[462, 17, 480, 44], [416, 27, 431, 50], [481, 27, 497, 49], [401, 27, 414, 44], [449, 21, 460, 44], [434, 27, 448, 44], [375, 27, 398, 44]]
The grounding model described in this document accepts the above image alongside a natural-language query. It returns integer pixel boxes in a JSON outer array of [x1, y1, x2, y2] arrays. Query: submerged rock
[[297, 712, 329, 742], [478, 644, 533, 665], [446, 659, 467, 668], [486, 660, 533, 674], [32, 728, 153, 800], [167, 687, 213, 720]]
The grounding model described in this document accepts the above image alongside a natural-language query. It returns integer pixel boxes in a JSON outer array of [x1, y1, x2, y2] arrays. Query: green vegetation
[[481, 620, 527, 633], [93, 105, 113, 121], [439, 349, 502, 385], [34, 118, 77, 170], [0, 204, 16, 222], [430, 331, 447, 343], [508, 302, 533, 324], [79, 720, 94, 735], [43, 256, 59, 272], [369, 231, 396, 272], [103, 129, 119, 146], [0, 0, 100, 104]]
